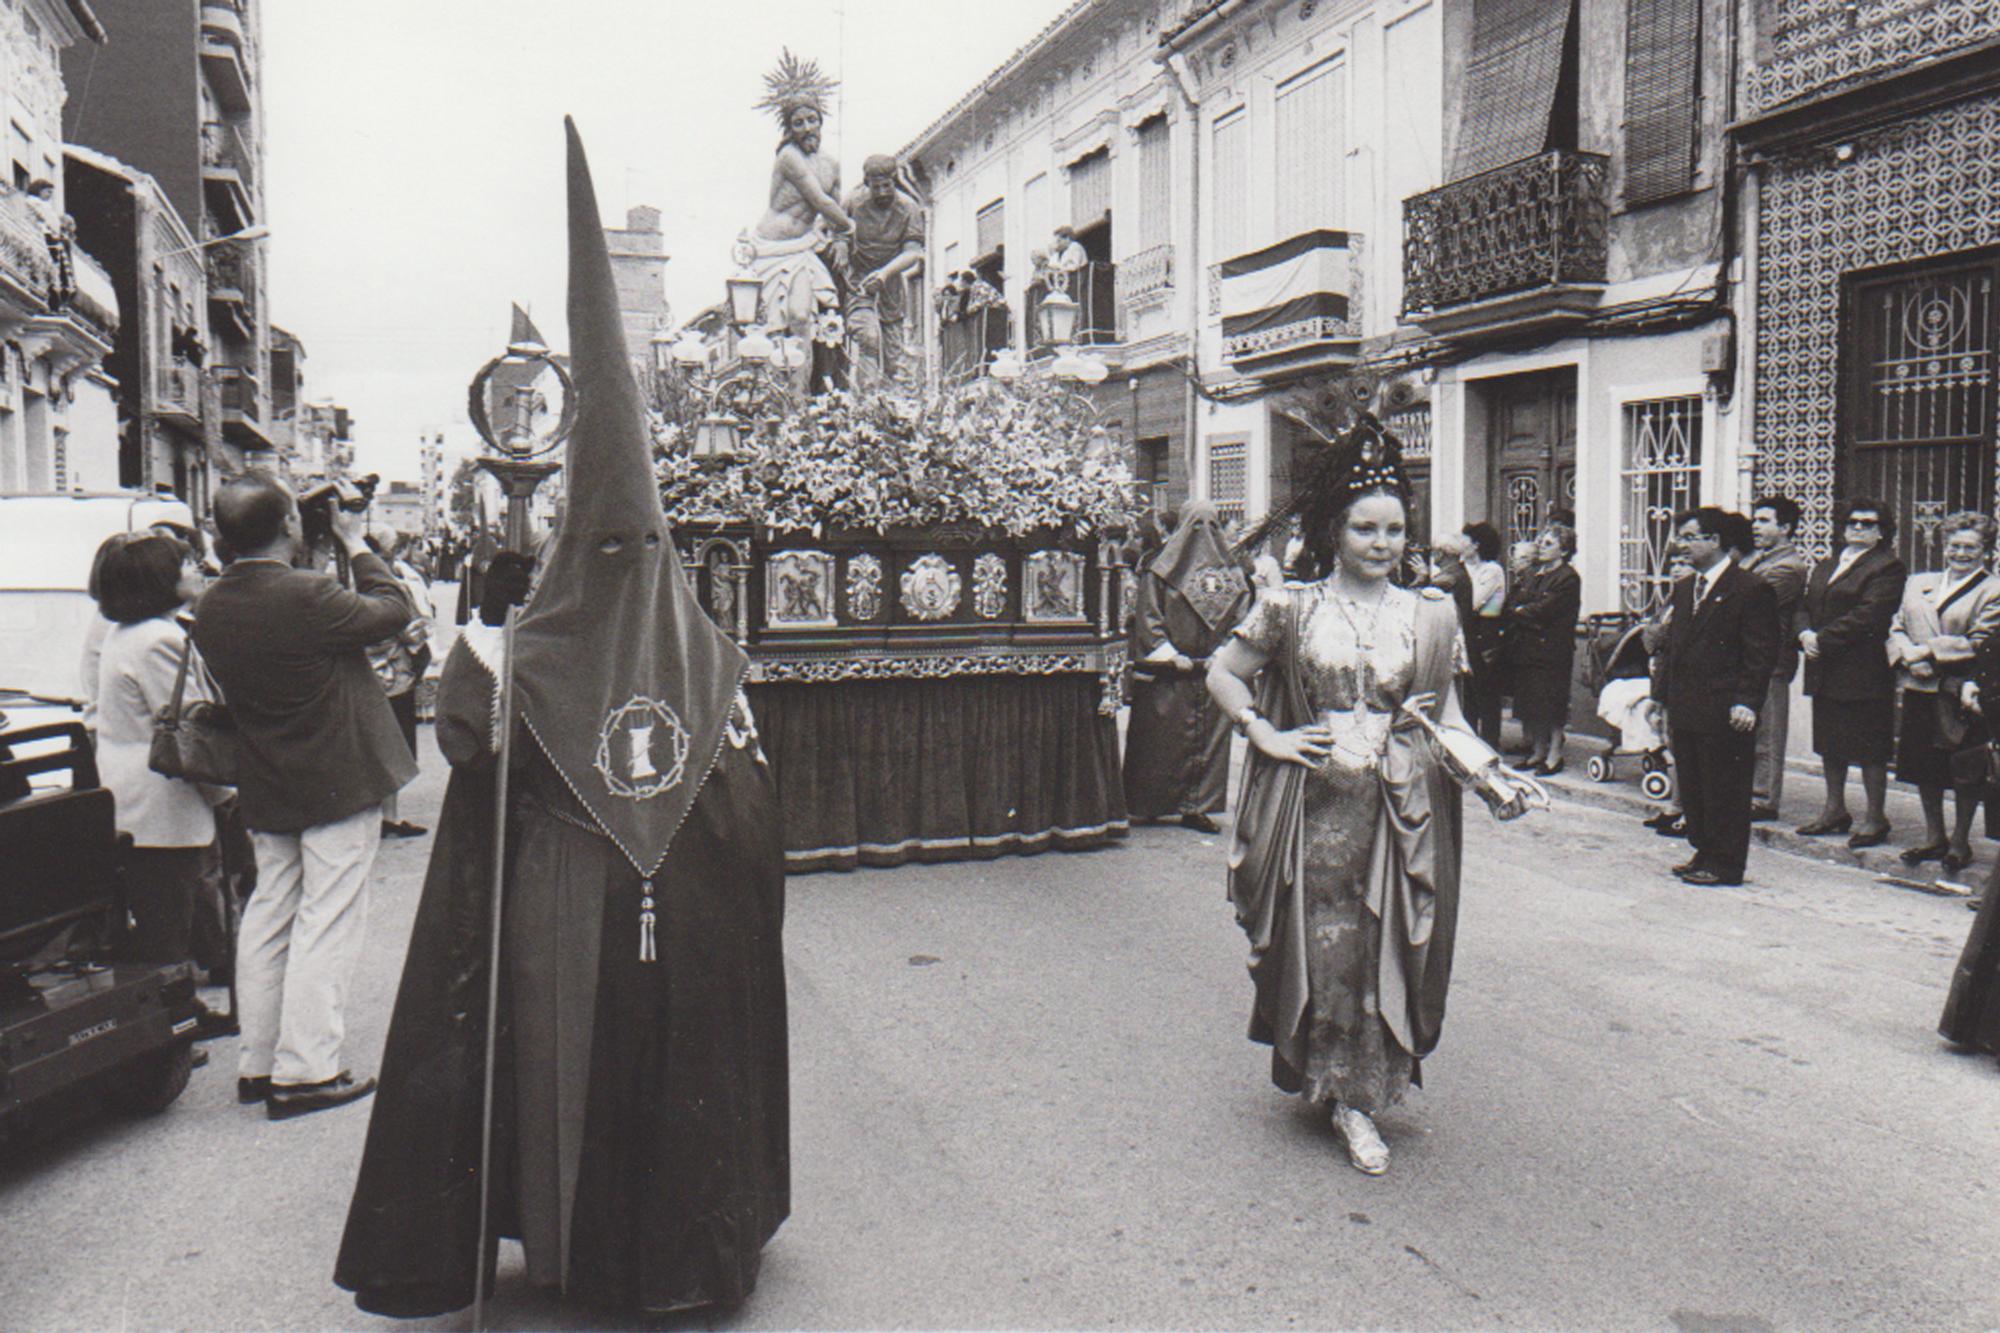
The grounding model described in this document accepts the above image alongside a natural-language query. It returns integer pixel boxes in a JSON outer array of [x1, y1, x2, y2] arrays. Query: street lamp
[[1039, 289, 1079, 346], [154, 223, 270, 261], [725, 269, 763, 328]]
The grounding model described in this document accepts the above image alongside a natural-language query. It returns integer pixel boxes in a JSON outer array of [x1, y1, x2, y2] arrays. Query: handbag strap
[[164, 633, 193, 725]]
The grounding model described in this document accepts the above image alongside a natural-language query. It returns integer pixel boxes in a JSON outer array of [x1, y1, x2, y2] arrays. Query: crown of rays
[[756, 48, 840, 124]]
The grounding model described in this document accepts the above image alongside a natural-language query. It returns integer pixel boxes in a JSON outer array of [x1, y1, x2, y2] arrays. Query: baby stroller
[[1582, 613, 1675, 802]]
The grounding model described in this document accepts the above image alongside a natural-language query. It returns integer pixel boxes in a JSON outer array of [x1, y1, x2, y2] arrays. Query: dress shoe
[[1679, 868, 1743, 887], [1795, 814, 1854, 837], [1179, 812, 1221, 834], [237, 1076, 271, 1104], [1533, 758, 1565, 777], [1653, 816, 1688, 838], [1847, 825, 1891, 849], [1671, 858, 1707, 876], [266, 1072, 377, 1121], [1749, 805, 1780, 822], [380, 819, 429, 839], [192, 1006, 239, 1041], [1641, 810, 1679, 830], [1943, 850, 1973, 874], [1900, 841, 1950, 866]]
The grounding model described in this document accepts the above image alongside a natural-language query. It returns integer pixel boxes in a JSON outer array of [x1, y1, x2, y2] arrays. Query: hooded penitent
[[335, 121, 788, 1320], [513, 126, 749, 935]]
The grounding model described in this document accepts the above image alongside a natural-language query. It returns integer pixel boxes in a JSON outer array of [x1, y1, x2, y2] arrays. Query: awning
[[1451, 0, 1574, 179]]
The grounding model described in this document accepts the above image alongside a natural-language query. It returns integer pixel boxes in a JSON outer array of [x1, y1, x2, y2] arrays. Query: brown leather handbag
[[148, 637, 239, 786]]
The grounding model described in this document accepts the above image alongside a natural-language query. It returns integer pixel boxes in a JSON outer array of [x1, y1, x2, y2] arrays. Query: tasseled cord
[[639, 879, 657, 963]]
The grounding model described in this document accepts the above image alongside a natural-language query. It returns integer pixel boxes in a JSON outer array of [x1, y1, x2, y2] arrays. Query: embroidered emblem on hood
[[595, 696, 691, 800]]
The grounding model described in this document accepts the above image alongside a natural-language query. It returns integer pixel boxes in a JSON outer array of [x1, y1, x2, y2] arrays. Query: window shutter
[[1135, 116, 1172, 250], [1069, 148, 1111, 229], [1623, 0, 1701, 206], [976, 199, 1005, 258], [1452, 0, 1574, 179], [1212, 109, 1249, 260], [1275, 59, 1345, 237]]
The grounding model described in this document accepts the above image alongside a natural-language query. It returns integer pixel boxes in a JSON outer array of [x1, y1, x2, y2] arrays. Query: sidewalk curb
[[1539, 747, 1983, 894]]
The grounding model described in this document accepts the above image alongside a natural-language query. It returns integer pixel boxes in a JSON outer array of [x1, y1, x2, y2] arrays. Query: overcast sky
[[261, 0, 1075, 482]]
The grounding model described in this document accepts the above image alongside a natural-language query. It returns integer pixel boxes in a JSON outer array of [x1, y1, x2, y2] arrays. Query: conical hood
[[510, 119, 749, 878]]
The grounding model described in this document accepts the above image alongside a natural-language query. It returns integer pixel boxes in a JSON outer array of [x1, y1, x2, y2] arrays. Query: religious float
[[653, 378, 1143, 873]]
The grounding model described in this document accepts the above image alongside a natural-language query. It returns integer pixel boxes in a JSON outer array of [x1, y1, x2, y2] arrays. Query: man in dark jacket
[[193, 472, 415, 1120], [1650, 509, 1780, 887], [1741, 495, 1811, 819]]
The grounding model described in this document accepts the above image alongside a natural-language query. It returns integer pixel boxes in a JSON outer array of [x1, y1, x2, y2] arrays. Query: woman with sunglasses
[[1798, 498, 1909, 847]]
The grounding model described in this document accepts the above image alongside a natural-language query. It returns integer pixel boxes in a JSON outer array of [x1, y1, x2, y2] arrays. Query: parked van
[[0, 491, 196, 708]]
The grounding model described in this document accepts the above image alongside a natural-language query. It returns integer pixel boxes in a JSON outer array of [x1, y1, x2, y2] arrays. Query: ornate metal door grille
[[1619, 396, 1701, 612], [1209, 439, 1247, 526], [1843, 260, 1998, 569]]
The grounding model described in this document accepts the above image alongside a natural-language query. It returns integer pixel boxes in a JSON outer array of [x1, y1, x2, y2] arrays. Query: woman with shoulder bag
[[95, 535, 236, 1038], [1887, 513, 2000, 873]]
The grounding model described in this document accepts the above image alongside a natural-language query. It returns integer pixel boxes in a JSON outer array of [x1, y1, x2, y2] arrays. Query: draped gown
[[1229, 582, 1466, 1113]]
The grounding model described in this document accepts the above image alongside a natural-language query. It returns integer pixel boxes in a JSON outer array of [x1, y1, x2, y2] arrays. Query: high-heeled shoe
[[1795, 814, 1853, 837], [1847, 825, 1892, 849], [1942, 849, 1973, 874], [1534, 757, 1566, 777]]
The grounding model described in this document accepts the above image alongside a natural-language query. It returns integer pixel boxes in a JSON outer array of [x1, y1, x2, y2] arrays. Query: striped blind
[[1135, 116, 1172, 250], [1069, 148, 1111, 227], [1212, 109, 1249, 260], [1275, 59, 1345, 236], [1622, 0, 1701, 205], [1452, 0, 1573, 179]]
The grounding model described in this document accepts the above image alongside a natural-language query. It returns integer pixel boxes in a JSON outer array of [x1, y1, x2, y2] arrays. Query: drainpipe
[[1163, 49, 1201, 512]]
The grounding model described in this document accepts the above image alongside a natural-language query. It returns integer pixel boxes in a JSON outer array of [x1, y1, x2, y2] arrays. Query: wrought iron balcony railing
[[1402, 150, 1610, 316], [1116, 244, 1173, 306]]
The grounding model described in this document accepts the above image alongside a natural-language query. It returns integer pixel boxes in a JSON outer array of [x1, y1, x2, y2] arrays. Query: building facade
[[1406, 0, 1742, 615], [903, 0, 1446, 524], [0, 1, 117, 497], [1733, 0, 2000, 569], [64, 0, 271, 481], [64, 144, 214, 511], [903, 0, 1209, 515], [607, 204, 672, 379]]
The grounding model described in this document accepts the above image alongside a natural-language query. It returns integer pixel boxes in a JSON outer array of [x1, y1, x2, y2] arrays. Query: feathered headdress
[[1235, 410, 1412, 578], [756, 48, 839, 126]]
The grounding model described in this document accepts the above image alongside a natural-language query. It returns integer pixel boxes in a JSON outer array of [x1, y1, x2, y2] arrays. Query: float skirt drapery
[[749, 674, 1127, 873]]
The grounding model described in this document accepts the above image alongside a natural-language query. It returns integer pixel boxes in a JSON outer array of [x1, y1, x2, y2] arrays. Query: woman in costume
[[1124, 501, 1253, 833], [1206, 418, 1542, 1175]]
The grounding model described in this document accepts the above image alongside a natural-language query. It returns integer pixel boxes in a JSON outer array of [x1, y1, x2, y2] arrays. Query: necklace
[[1330, 580, 1391, 652]]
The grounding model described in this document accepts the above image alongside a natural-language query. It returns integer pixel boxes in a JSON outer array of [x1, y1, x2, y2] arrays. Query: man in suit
[[193, 472, 416, 1120], [1741, 495, 1812, 820], [1649, 508, 1780, 887], [1798, 497, 1908, 846]]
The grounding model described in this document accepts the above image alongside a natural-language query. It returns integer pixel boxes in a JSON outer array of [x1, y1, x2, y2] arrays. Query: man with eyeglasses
[[1647, 509, 1779, 887], [1798, 498, 1908, 847]]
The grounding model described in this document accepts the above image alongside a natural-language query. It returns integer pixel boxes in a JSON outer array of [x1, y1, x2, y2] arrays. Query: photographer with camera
[[192, 471, 417, 1121]]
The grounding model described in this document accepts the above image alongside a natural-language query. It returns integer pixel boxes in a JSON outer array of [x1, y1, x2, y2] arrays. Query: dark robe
[[334, 636, 789, 1317], [1123, 507, 1252, 820]]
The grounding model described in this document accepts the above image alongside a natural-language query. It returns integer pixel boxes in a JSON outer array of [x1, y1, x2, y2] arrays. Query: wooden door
[[1486, 369, 1577, 550]]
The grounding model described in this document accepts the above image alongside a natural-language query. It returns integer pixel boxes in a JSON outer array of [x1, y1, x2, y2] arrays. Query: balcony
[[1217, 229, 1362, 373], [155, 363, 203, 430], [200, 3, 254, 114], [201, 122, 256, 234], [1402, 151, 1609, 338], [0, 188, 57, 331], [206, 243, 256, 339], [217, 365, 271, 449], [1116, 244, 1173, 306]]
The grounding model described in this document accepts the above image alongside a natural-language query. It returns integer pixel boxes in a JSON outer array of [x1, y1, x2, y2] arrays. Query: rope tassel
[[639, 880, 657, 963]]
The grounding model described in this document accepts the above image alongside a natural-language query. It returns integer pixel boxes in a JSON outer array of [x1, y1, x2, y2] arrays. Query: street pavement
[[4, 723, 1998, 1333]]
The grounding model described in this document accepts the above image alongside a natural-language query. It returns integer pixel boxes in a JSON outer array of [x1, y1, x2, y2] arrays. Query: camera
[[298, 473, 379, 551]]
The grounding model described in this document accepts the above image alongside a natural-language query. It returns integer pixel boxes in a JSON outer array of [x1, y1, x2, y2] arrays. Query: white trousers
[[238, 804, 381, 1086]]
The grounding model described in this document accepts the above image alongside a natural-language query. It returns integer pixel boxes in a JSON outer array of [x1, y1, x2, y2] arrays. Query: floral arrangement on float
[[651, 377, 1141, 539]]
